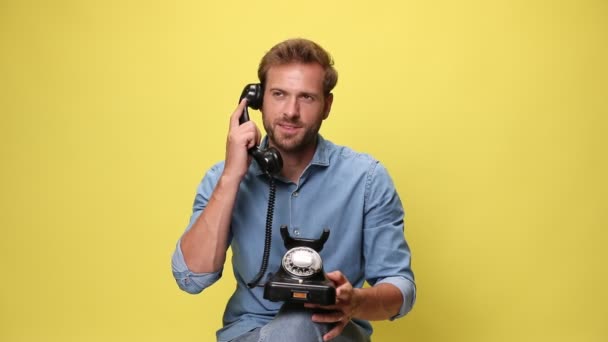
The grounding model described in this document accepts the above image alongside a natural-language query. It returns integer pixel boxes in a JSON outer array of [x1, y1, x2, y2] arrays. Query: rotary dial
[[282, 247, 323, 277]]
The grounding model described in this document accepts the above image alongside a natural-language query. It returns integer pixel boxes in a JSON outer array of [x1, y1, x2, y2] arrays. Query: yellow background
[[1, 0, 607, 341]]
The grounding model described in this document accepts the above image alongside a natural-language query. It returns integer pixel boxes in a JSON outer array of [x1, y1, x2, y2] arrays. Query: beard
[[263, 117, 322, 154]]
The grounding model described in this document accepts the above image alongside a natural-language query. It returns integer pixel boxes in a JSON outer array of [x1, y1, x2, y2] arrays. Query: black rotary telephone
[[239, 84, 335, 305], [263, 226, 336, 305]]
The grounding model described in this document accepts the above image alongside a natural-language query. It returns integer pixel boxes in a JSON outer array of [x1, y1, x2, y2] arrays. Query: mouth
[[277, 122, 301, 134]]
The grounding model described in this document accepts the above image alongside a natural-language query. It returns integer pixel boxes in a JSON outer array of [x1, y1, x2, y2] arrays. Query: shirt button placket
[[291, 190, 299, 236]]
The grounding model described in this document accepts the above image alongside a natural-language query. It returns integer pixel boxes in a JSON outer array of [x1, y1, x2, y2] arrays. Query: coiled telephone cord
[[247, 176, 276, 288]]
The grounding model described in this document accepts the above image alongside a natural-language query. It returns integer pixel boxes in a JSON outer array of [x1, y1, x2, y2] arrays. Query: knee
[[260, 304, 329, 341]]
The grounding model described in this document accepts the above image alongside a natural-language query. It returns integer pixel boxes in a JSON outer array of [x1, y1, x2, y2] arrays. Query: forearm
[[180, 173, 240, 273], [353, 283, 403, 321]]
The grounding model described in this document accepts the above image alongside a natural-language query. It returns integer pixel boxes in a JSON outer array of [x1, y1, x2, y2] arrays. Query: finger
[[326, 271, 347, 285], [323, 320, 348, 341], [311, 311, 344, 324], [308, 301, 344, 311], [327, 273, 352, 300], [227, 123, 256, 147], [242, 129, 259, 150], [229, 98, 249, 128], [336, 283, 354, 301], [253, 122, 262, 147], [304, 303, 321, 309]]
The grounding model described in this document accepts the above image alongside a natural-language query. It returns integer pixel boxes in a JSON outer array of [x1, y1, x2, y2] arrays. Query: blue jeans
[[230, 303, 370, 342]]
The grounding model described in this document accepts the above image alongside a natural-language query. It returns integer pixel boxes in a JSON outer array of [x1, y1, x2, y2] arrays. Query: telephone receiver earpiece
[[238, 83, 283, 176], [239, 83, 263, 124]]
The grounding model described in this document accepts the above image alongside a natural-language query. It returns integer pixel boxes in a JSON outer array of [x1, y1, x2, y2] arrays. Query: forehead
[[265, 63, 325, 93]]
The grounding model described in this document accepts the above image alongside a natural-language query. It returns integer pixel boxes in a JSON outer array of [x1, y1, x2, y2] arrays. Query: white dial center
[[292, 250, 313, 267]]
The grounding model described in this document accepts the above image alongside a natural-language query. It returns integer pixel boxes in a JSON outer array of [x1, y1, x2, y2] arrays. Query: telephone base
[[264, 278, 336, 305]]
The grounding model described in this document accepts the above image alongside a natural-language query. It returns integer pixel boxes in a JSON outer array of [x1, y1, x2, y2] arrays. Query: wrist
[[351, 287, 366, 319], [219, 171, 244, 188]]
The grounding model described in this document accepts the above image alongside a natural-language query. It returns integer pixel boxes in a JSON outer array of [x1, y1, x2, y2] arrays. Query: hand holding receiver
[[225, 98, 261, 181], [238, 84, 283, 176]]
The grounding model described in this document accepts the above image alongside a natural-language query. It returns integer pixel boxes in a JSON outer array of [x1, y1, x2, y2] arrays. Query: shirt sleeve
[[363, 161, 417, 319], [170, 164, 226, 294], [376, 276, 417, 319], [171, 237, 223, 294]]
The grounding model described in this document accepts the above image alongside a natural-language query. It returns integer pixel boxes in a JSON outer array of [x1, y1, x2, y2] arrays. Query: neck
[[274, 138, 318, 183]]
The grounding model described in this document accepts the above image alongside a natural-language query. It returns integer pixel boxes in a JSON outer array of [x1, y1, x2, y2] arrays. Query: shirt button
[[292, 191, 299, 197], [293, 229, 301, 236]]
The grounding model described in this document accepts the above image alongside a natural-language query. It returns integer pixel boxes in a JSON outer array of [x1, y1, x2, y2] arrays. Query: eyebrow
[[268, 87, 320, 98]]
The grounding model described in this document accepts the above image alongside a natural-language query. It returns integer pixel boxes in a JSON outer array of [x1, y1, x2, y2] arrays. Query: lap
[[230, 304, 369, 342]]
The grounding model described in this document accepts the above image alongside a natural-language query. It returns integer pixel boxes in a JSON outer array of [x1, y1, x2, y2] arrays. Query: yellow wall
[[1, 0, 606, 341]]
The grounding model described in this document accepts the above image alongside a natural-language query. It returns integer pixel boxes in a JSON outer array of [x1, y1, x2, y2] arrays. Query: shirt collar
[[253, 134, 330, 176]]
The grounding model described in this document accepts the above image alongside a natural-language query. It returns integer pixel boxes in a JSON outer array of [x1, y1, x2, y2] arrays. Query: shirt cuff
[[171, 238, 222, 294], [376, 276, 416, 320]]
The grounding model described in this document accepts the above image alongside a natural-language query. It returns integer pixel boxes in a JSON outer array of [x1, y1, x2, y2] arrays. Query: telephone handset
[[239, 84, 283, 176]]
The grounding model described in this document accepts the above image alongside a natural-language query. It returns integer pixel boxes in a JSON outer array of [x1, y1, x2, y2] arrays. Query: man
[[172, 38, 416, 342]]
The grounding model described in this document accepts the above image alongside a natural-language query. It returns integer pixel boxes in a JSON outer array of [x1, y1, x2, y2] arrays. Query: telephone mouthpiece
[[262, 148, 283, 176]]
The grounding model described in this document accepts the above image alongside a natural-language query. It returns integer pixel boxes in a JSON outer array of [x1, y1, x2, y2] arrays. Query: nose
[[282, 96, 300, 119]]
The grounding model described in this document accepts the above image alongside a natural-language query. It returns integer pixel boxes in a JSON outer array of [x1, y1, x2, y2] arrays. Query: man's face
[[261, 63, 333, 154]]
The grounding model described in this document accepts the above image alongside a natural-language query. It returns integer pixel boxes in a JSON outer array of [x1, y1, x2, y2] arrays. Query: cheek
[[302, 105, 327, 123], [265, 96, 287, 111], [262, 101, 284, 118]]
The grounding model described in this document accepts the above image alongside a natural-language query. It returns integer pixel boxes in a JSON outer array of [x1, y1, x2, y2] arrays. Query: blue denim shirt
[[172, 136, 416, 341]]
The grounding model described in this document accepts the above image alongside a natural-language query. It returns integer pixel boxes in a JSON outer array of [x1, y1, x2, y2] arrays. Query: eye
[[300, 94, 315, 103], [271, 90, 284, 98]]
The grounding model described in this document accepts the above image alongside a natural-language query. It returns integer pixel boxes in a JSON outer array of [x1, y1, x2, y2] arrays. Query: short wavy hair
[[258, 38, 338, 96]]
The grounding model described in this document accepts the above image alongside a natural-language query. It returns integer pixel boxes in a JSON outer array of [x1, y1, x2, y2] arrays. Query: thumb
[[326, 271, 346, 284]]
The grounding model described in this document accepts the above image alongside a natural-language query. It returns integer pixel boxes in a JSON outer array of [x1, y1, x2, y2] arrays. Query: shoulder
[[322, 138, 381, 172], [322, 139, 396, 191], [195, 161, 225, 191], [207, 161, 225, 176]]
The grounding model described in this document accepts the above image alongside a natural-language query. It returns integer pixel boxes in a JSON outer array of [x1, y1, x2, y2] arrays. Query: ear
[[322, 93, 333, 120]]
